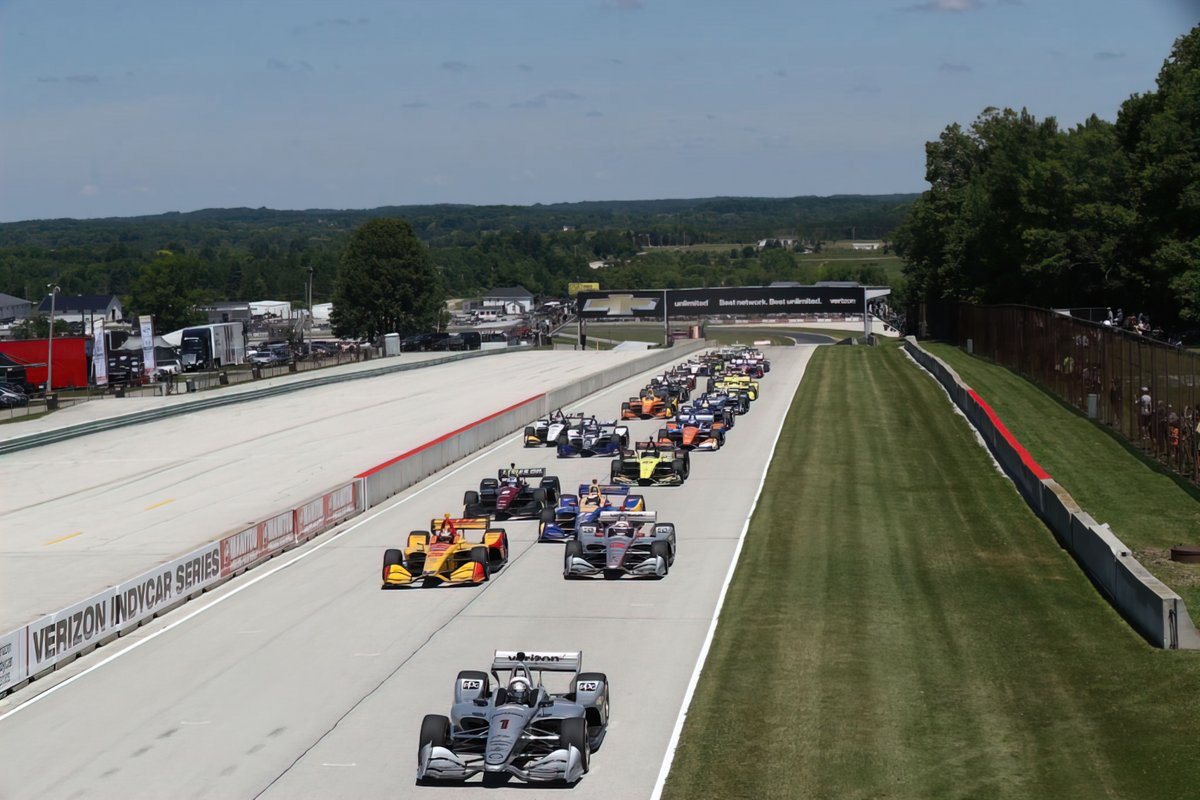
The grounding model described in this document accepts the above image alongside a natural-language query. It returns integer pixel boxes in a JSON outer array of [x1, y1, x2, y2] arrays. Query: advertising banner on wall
[[666, 286, 865, 316], [576, 290, 666, 319], [576, 286, 868, 319], [0, 626, 26, 694], [138, 315, 156, 376]]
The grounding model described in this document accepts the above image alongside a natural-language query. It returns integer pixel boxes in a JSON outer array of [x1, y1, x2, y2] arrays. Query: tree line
[[895, 26, 1200, 332], [0, 195, 912, 334]]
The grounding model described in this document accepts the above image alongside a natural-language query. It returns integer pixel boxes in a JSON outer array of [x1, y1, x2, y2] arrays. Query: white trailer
[[180, 322, 247, 370]]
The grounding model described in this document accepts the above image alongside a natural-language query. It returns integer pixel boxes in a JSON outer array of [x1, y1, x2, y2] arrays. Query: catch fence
[[957, 304, 1200, 482]]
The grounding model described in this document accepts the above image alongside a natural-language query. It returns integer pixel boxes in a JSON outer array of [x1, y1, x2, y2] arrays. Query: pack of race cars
[[382, 346, 772, 786]]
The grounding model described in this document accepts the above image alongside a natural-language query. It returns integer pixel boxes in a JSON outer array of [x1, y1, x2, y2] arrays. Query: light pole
[[46, 283, 59, 394]]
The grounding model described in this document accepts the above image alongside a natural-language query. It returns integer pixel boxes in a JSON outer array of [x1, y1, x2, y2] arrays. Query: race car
[[563, 510, 676, 579], [657, 407, 729, 451], [381, 516, 509, 588], [524, 409, 585, 447], [555, 418, 629, 458], [610, 440, 690, 486], [464, 466, 561, 520], [699, 388, 751, 415], [417, 650, 609, 785], [538, 481, 646, 541], [620, 387, 679, 420], [709, 374, 760, 401]]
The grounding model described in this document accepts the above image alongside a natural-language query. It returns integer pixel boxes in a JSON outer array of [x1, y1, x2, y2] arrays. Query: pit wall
[[0, 342, 708, 697], [905, 337, 1200, 650], [357, 341, 709, 504]]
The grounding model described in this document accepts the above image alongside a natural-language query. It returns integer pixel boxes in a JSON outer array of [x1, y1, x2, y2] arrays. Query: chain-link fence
[[957, 304, 1200, 482]]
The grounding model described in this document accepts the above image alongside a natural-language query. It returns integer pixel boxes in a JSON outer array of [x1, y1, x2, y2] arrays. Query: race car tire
[[540, 506, 556, 523], [557, 432, 568, 447], [541, 475, 562, 496], [470, 546, 491, 580], [464, 490, 480, 506], [563, 539, 584, 578], [532, 488, 547, 504], [559, 717, 590, 774], [657, 428, 671, 442], [609, 459, 622, 482], [464, 503, 485, 518], [419, 714, 451, 762], [672, 458, 688, 480], [382, 548, 403, 582], [651, 540, 671, 576], [524, 426, 537, 447]]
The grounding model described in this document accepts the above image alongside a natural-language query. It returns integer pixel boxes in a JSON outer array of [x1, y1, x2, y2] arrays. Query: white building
[[850, 241, 884, 251], [481, 286, 535, 314]]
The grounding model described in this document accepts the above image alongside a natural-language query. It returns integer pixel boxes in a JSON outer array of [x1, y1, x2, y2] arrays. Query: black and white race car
[[417, 650, 610, 785]]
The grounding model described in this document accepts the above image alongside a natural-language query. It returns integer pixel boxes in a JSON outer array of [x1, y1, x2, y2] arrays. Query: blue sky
[[1, 0, 1196, 222]]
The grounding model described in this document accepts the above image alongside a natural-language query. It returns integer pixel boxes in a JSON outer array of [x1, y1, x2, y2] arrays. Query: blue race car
[[538, 481, 646, 541]]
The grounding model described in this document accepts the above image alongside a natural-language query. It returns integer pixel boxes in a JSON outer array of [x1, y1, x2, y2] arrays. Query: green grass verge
[[925, 342, 1200, 615], [662, 343, 1200, 800]]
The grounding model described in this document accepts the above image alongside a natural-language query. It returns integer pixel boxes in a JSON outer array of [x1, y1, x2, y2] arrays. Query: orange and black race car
[[656, 407, 729, 451], [621, 388, 679, 420], [382, 516, 508, 588]]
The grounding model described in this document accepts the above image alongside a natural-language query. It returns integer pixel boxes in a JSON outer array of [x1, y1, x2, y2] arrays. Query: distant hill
[[0, 195, 917, 250]]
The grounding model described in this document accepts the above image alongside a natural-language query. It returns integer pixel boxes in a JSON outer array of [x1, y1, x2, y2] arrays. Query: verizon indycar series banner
[[576, 285, 868, 318], [23, 542, 222, 674]]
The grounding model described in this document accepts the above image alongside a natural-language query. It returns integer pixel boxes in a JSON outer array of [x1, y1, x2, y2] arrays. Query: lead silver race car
[[417, 650, 610, 785], [564, 510, 677, 579]]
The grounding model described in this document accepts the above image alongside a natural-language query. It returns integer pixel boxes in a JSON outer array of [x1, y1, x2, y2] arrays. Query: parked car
[[0, 386, 29, 408]]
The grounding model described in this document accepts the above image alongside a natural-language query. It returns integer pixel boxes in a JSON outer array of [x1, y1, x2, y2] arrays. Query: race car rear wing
[[428, 517, 492, 531], [576, 483, 629, 495], [492, 651, 581, 673], [594, 510, 657, 525], [498, 467, 546, 479]]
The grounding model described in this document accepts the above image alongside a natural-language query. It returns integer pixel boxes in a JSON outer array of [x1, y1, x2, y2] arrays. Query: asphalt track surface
[[0, 349, 652, 633], [0, 346, 815, 800]]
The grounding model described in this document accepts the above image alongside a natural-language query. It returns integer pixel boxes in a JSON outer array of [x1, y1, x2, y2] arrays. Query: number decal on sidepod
[[577, 681, 600, 692], [461, 679, 483, 691]]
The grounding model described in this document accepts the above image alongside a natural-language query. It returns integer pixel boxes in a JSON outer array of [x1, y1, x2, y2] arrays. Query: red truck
[[0, 337, 89, 390]]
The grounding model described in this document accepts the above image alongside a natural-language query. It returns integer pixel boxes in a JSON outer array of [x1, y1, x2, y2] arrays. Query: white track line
[[649, 357, 801, 800], [0, 367, 663, 723]]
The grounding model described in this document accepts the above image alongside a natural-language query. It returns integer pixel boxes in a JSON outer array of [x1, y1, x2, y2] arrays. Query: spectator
[[1138, 386, 1153, 441]]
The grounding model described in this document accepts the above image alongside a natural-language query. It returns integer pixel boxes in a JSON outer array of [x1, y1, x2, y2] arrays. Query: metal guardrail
[[0, 346, 531, 456]]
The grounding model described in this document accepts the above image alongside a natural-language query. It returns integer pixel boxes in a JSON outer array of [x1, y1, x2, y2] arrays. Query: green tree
[[127, 253, 213, 332], [331, 218, 444, 339]]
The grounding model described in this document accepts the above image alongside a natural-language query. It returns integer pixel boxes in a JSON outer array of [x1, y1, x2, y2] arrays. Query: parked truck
[[180, 323, 246, 371]]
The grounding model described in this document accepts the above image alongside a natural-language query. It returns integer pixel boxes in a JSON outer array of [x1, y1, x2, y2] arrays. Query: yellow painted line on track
[[45, 531, 83, 546], [143, 498, 176, 511]]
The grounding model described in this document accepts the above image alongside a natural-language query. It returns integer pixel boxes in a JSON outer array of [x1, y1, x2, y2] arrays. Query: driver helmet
[[610, 519, 633, 537], [588, 480, 601, 497], [508, 676, 531, 705], [437, 514, 455, 542]]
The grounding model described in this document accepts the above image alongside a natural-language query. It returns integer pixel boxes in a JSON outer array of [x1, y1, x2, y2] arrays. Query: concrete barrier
[[0, 345, 533, 456], [905, 337, 1200, 649], [357, 341, 709, 508], [0, 341, 712, 698]]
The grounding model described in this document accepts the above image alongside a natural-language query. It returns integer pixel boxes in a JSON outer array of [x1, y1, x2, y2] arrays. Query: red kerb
[[966, 389, 1050, 481]]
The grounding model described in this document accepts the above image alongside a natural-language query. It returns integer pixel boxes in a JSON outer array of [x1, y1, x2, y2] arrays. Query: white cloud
[[78, 184, 99, 196]]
